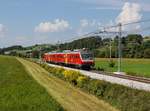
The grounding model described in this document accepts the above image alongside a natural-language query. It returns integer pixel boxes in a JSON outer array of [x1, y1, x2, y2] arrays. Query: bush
[[63, 70, 80, 85], [144, 48, 150, 58], [39, 63, 150, 111], [88, 80, 107, 97], [108, 60, 115, 67], [77, 76, 89, 88], [54, 68, 65, 78], [97, 67, 104, 71]]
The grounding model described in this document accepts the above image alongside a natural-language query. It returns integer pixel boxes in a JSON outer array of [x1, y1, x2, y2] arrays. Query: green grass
[[0, 56, 64, 111], [40, 60, 150, 111], [95, 58, 150, 78], [18, 58, 118, 111]]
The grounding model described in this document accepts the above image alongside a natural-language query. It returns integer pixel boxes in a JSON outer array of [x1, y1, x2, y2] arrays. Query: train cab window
[[81, 53, 93, 60]]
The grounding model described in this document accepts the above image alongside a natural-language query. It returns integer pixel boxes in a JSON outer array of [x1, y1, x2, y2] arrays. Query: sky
[[0, 0, 150, 47]]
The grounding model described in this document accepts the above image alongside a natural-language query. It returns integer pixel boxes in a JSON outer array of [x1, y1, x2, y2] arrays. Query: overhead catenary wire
[[62, 19, 150, 43]]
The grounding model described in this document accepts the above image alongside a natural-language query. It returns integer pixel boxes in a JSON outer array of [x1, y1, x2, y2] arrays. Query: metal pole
[[110, 38, 112, 59], [57, 41, 60, 51], [118, 23, 122, 72], [39, 47, 41, 63]]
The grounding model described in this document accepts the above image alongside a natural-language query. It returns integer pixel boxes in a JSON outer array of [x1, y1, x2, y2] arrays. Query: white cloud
[[80, 19, 99, 28], [77, 19, 101, 35], [0, 24, 7, 38], [116, 2, 142, 31], [80, 19, 89, 27], [34, 19, 70, 33]]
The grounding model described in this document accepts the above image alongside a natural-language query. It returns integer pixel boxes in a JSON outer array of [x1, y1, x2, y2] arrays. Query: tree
[[126, 34, 143, 45], [144, 49, 150, 58], [32, 50, 40, 58]]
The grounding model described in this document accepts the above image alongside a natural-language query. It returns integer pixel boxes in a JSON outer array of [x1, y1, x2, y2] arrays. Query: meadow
[[18, 58, 118, 111], [0, 56, 64, 111], [95, 58, 150, 78]]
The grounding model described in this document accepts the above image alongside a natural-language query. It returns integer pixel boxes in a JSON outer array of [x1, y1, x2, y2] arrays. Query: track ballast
[[46, 63, 150, 91]]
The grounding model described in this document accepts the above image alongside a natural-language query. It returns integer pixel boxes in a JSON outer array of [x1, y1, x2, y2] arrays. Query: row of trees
[[59, 34, 150, 58], [0, 34, 150, 58], [97, 34, 150, 58]]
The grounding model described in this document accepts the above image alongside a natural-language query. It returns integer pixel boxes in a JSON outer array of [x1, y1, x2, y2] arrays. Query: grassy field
[[18, 58, 119, 111], [0, 56, 64, 111], [95, 58, 150, 77]]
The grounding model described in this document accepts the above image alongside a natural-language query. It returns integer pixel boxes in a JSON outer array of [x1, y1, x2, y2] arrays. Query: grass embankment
[[0, 56, 64, 111], [40, 63, 150, 111], [95, 58, 150, 77], [18, 58, 118, 111]]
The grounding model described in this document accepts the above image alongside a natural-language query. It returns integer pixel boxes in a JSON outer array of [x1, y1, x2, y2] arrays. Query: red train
[[42, 49, 94, 69]]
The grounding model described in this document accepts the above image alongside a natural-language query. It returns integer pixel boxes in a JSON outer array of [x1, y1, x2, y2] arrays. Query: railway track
[[45, 62, 150, 91], [91, 70, 150, 84], [45, 61, 150, 84]]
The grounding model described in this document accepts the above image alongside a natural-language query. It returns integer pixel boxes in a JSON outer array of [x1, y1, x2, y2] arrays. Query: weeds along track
[[46, 63, 150, 91]]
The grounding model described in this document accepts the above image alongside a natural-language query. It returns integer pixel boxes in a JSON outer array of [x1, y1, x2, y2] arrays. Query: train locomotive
[[42, 49, 94, 69]]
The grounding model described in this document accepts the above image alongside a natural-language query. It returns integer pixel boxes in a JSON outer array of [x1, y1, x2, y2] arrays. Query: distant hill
[[0, 34, 150, 58], [59, 36, 103, 50]]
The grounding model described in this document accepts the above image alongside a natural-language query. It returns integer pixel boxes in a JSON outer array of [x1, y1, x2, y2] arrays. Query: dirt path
[[17, 58, 119, 111]]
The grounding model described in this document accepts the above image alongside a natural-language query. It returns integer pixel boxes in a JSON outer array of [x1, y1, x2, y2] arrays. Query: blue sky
[[0, 0, 150, 47]]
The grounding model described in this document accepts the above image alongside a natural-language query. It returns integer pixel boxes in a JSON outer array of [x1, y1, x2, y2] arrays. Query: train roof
[[45, 49, 91, 55]]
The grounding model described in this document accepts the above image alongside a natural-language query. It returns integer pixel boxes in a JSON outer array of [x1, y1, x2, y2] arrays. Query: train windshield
[[81, 53, 93, 60]]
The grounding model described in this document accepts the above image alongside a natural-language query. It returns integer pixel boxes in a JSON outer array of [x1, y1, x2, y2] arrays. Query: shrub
[[55, 68, 65, 78], [108, 60, 115, 67], [88, 80, 99, 94], [97, 67, 104, 71], [88, 80, 107, 97], [49, 67, 57, 73], [144, 48, 150, 58], [63, 70, 80, 85], [38, 62, 150, 111], [77, 76, 90, 88]]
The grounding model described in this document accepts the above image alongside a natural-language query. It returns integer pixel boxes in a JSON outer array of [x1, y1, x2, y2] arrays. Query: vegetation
[[59, 36, 102, 50], [0, 56, 64, 111], [40, 63, 150, 111], [1, 34, 150, 58], [18, 58, 118, 111], [59, 34, 150, 58], [95, 58, 150, 78]]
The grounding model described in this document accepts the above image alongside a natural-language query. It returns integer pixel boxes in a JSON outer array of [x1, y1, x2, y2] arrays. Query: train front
[[80, 50, 95, 69]]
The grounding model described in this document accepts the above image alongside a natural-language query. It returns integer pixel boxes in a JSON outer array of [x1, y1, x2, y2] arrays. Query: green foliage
[[77, 76, 89, 88], [0, 56, 64, 111], [31, 50, 40, 58], [144, 48, 150, 58], [40, 63, 150, 111], [63, 70, 80, 85], [97, 66, 105, 71], [88, 80, 108, 97], [108, 60, 115, 67], [60, 36, 102, 50], [86, 79, 150, 111], [1, 34, 150, 58]]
